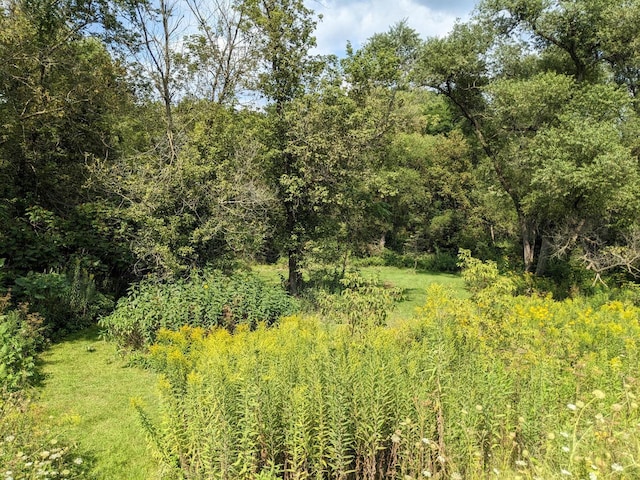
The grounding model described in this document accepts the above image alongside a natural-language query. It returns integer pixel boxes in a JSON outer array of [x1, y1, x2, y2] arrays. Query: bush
[[12, 260, 113, 337], [100, 270, 297, 350], [315, 271, 402, 332], [0, 295, 44, 391]]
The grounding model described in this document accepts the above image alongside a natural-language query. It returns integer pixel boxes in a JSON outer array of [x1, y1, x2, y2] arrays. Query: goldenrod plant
[[138, 272, 640, 479]]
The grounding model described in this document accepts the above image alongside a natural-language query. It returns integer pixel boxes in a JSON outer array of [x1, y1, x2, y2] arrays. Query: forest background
[[2, 0, 640, 302]]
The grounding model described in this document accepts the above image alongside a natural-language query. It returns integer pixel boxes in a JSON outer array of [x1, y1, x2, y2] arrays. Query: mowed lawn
[[36, 327, 161, 479], [252, 263, 468, 321]]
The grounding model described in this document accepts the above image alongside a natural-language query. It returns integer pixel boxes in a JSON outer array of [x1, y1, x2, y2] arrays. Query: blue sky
[[307, 0, 478, 55]]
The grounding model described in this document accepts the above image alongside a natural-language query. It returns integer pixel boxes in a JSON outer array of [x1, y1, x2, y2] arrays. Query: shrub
[[0, 295, 44, 391], [315, 271, 402, 332], [100, 270, 297, 350], [12, 260, 113, 337]]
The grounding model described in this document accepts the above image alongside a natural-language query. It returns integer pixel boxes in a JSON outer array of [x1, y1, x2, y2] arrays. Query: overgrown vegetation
[[137, 271, 640, 479], [2, 0, 640, 477], [100, 271, 297, 350], [0, 393, 91, 479], [0, 295, 43, 391]]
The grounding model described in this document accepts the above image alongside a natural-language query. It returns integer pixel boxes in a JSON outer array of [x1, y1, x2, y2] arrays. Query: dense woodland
[[3, 0, 640, 478], [2, 0, 639, 301]]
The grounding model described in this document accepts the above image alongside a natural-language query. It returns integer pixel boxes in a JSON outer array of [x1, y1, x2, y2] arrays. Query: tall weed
[[101, 271, 297, 350], [138, 283, 640, 479]]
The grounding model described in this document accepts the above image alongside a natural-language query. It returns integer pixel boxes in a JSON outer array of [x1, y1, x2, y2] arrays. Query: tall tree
[[416, 4, 640, 274], [243, 0, 319, 294], [128, 0, 184, 162], [180, 0, 257, 104]]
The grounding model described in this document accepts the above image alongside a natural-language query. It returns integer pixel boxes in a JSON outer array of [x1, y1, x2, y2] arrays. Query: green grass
[[36, 327, 161, 479], [252, 263, 468, 321], [358, 265, 468, 321]]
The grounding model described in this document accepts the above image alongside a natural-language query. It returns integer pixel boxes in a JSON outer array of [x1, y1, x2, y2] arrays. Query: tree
[[180, 0, 257, 104], [0, 0, 137, 278], [415, 5, 640, 274], [128, 0, 185, 163], [242, 0, 319, 294]]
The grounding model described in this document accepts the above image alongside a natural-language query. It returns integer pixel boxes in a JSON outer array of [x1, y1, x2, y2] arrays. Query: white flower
[[73, 458, 83, 465], [421, 437, 431, 445], [4, 436, 15, 443], [589, 473, 597, 480], [422, 471, 432, 478], [611, 463, 624, 473], [560, 469, 572, 476], [560, 431, 570, 438], [567, 403, 577, 411], [593, 390, 606, 400], [451, 473, 462, 480], [562, 446, 570, 453], [515, 460, 527, 467]]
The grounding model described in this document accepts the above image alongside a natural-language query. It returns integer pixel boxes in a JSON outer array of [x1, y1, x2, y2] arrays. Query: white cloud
[[308, 0, 472, 56]]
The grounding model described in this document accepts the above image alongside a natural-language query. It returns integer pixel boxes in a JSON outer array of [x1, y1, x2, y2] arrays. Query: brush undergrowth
[[137, 276, 640, 479], [100, 271, 297, 350]]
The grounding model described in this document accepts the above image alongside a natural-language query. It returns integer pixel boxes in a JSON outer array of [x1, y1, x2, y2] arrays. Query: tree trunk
[[520, 216, 537, 272], [285, 193, 302, 296], [287, 245, 302, 296], [535, 236, 552, 276]]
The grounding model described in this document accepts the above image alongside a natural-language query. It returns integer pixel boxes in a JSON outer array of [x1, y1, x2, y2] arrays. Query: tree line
[[1, 0, 639, 297]]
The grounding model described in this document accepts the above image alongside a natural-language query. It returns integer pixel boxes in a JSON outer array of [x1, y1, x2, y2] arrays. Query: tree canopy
[[1, 0, 639, 296]]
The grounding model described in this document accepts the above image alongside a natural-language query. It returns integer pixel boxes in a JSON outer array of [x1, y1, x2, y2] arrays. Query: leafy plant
[[0, 295, 44, 391], [100, 270, 297, 350], [13, 260, 112, 337], [316, 271, 402, 332]]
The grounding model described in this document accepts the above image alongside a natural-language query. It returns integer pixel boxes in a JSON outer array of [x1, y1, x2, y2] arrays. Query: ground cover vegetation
[[135, 256, 640, 479], [2, 0, 640, 477]]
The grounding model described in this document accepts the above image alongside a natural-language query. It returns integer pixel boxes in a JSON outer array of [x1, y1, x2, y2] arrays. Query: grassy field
[[36, 327, 160, 479], [252, 263, 468, 321]]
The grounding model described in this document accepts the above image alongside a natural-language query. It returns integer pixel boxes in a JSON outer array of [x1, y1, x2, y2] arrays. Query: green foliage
[[315, 271, 402, 332], [100, 271, 297, 350], [13, 261, 113, 337], [138, 282, 640, 479], [457, 249, 516, 298], [373, 249, 459, 273], [0, 296, 44, 391], [0, 392, 91, 479]]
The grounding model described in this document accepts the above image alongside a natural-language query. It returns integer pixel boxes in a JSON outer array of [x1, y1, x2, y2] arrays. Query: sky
[[307, 0, 478, 56]]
